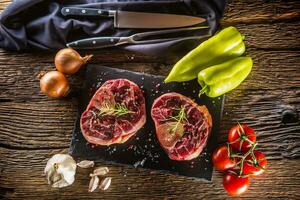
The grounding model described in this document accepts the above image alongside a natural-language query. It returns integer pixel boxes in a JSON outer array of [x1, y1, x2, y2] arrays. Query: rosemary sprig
[[98, 102, 134, 117], [168, 106, 187, 134]]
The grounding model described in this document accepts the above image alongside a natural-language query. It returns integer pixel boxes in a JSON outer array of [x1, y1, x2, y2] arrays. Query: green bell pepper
[[165, 26, 245, 83], [198, 56, 253, 98]]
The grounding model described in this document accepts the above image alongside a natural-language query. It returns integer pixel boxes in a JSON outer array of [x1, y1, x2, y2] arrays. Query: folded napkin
[[0, 0, 226, 57]]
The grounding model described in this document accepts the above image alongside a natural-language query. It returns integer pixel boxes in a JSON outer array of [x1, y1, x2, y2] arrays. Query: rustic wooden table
[[0, 0, 299, 199]]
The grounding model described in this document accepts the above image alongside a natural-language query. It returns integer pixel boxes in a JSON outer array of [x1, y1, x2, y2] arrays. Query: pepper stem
[[198, 85, 208, 97]]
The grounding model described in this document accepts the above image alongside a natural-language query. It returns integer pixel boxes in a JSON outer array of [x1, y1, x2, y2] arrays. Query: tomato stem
[[238, 142, 258, 176], [231, 154, 244, 158], [232, 124, 255, 151], [243, 137, 255, 145], [258, 165, 266, 171], [226, 142, 231, 158]]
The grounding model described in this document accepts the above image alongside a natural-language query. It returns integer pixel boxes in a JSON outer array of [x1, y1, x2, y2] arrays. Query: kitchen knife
[[61, 7, 206, 29]]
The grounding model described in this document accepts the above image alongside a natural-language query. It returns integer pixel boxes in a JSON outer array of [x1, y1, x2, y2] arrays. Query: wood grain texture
[[0, 148, 299, 200], [0, 0, 299, 199], [0, 50, 299, 158], [0, 0, 9, 11], [222, 0, 300, 25]]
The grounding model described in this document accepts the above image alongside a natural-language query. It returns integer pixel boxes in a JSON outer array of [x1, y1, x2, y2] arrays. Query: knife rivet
[[65, 9, 70, 13], [82, 10, 86, 14], [110, 39, 114, 42], [98, 10, 102, 14], [93, 41, 96, 44]]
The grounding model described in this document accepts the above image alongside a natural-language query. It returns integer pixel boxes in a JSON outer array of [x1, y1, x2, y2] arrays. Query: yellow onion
[[39, 71, 70, 98], [55, 48, 93, 75]]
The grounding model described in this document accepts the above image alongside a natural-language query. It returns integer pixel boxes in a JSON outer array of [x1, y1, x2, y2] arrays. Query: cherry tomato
[[242, 150, 267, 177], [223, 172, 250, 196], [228, 124, 256, 152], [212, 145, 236, 172]]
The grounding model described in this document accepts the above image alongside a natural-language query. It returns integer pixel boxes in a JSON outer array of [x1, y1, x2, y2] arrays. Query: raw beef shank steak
[[80, 79, 146, 146], [151, 93, 212, 161]]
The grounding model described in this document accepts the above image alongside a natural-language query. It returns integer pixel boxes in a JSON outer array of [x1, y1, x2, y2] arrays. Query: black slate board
[[70, 65, 224, 181]]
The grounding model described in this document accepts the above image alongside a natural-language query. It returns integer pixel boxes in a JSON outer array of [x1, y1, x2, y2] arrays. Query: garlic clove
[[77, 160, 95, 168], [93, 167, 109, 176], [99, 177, 111, 191], [88, 175, 100, 192], [44, 154, 76, 188]]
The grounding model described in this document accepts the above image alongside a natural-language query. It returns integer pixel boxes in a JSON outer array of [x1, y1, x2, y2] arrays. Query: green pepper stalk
[[165, 26, 246, 83], [198, 56, 253, 98]]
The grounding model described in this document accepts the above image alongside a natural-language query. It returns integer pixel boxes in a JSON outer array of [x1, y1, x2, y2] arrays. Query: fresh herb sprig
[[168, 106, 187, 134], [98, 102, 134, 117]]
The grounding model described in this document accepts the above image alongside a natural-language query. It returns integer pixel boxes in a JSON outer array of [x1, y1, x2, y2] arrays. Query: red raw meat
[[151, 93, 212, 161], [80, 79, 146, 145]]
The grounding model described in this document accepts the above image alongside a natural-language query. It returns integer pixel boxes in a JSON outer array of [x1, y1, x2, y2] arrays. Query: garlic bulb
[[44, 154, 77, 188]]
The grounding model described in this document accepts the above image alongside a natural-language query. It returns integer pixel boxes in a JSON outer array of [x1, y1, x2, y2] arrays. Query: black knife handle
[[67, 37, 122, 49], [61, 7, 114, 17]]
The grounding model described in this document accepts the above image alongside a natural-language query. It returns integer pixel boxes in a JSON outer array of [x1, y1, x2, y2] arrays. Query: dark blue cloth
[[0, 0, 226, 56]]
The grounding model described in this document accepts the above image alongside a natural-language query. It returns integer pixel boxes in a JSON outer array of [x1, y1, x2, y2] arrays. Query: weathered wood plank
[[0, 0, 299, 200], [0, 49, 157, 65], [0, 147, 299, 200], [236, 22, 300, 50], [0, 0, 10, 11], [0, 148, 300, 199], [0, 101, 76, 149], [0, 48, 299, 101], [0, 62, 164, 102], [223, 0, 300, 25], [0, 50, 299, 158]]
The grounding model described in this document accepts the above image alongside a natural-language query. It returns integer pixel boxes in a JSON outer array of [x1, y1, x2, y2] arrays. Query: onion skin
[[55, 48, 93, 75], [39, 71, 70, 98]]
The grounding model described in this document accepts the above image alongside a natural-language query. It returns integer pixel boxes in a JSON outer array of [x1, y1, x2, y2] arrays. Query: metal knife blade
[[115, 11, 205, 29], [61, 7, 206, 29]]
